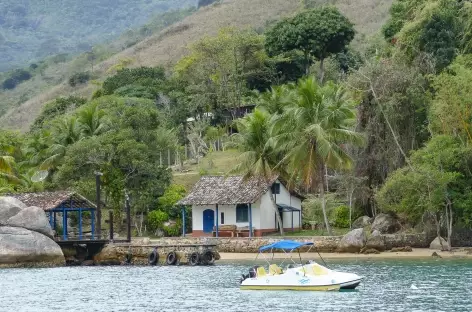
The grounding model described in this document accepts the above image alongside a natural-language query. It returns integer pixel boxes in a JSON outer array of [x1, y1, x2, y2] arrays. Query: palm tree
[[40, 116, 83, 171], [276, 77, 364, 235], [231, 109, 285, 235], [78, 103, 109, 137], [256, 85, 294, 115]]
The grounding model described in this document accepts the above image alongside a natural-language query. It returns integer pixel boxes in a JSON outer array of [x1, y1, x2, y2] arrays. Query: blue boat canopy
[[259, 240, 314, 252]]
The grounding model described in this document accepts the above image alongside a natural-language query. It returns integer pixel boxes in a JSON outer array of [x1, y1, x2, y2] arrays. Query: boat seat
[[269, 264, 283, 275], [312, 264, 329, 276], [256, 266, 267, 277]]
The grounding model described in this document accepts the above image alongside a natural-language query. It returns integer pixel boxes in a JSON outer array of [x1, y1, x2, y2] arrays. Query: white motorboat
[[239, 240, 363, 291]]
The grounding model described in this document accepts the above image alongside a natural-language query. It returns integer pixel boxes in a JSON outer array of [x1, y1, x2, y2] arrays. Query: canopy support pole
[[78, 208, 82, 240], [249, 203, 252, 237]]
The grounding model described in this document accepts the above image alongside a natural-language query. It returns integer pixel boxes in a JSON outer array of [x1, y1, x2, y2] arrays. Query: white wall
[[191, 204, 260, 231], [258, 180, 302, 231]]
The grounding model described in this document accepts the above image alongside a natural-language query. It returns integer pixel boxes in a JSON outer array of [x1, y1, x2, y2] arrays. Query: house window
[[236, 204, 249, 222], [271, 183, 280, 195], [221, 212, 225, 225]]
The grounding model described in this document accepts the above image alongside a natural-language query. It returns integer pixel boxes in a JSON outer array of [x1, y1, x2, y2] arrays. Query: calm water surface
[[1, 259, 471, 312]]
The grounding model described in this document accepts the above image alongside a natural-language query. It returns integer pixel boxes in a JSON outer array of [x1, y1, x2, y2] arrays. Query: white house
[[178, 176, 304, 237]]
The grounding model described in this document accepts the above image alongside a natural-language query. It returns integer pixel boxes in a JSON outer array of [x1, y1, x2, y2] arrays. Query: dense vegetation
[[0, 0, 195, 72], [2, 0, 472, 241]]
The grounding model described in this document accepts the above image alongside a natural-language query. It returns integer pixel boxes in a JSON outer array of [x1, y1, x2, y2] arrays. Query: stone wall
[[451, 228, 472, 247], [91, 233, 434, 265], [118, 233, 431, 254]]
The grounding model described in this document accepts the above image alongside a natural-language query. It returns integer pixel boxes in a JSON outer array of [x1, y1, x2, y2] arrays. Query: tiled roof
[[178, 175, 304, 205], [178, 176, 270, 205], [10, 191, 96, 211]]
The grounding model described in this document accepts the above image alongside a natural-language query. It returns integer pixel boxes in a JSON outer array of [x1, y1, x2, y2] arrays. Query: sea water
[[0, 259, 471, 312]]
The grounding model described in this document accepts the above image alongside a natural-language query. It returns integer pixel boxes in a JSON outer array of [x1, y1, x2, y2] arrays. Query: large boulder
[[6, 206, 54, 238], [429, 236, 450, 250], [0, 196, 64, 267], [352, 216, 372, 229], [365, 230, 386, 251], [337, 228, 366, 253], [0, 226, 64, 266], [371, 213, 401, 234], [0, 197, 27, 224]]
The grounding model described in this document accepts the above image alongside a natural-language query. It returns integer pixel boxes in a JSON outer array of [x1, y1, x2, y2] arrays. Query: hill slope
[[0, 0, 393, 131], [0, 0, 194, 72]]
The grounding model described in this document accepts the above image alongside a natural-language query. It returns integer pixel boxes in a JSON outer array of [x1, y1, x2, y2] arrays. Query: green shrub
[[164, 219, 182, 237], [2, 78, 17, 90], [102, 66, 165, 95], [147, 210, 169, 232], [69, 72, 91, 87], [332, 205, 350, 228]]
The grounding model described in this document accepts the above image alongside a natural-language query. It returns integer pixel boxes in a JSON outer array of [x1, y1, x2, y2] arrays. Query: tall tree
[[231, 109, 285, 235], [265, 7, 355, 82], [276, 77, 363, 235]]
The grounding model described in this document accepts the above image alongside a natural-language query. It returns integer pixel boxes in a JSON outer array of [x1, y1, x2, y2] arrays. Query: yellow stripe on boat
[[240, 284, 341, 291]]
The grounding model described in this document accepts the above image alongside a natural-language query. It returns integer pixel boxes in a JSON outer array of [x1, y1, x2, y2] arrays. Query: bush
[[2, 78, 17, 90], [102, 66, 165, 95], [164, 219, 182, 237], [69, 72, 91, 87], [332, 205, 350, 228], [198, 0, 217, 8], [147, 210, 169, 232]]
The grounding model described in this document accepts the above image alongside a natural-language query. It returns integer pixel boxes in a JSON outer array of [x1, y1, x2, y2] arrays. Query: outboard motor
[[239, 266, 260, 284]]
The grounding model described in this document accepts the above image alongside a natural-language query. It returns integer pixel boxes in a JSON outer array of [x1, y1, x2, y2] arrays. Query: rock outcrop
[[337, 228, 366, 253], [0, 197, 27, 223], [429, 236, 450, 250], [371, 213, 401, 234], [365, 230, 386, 251], [6, 206, 54, 238], [0, 196, 64, 267], [352, 216, 372, 229]]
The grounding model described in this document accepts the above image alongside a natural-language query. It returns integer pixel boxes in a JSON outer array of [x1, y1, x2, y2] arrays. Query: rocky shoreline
[[0, 197, 65, 268]]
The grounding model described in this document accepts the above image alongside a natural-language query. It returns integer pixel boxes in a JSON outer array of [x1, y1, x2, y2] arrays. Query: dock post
[[109, 210, 114, 241], [215, 204, 219, 238], [249, 203, 252, 238], [95, 172, 102, 239], [182, 207, 186, 237], [91, 211, 95, 240]]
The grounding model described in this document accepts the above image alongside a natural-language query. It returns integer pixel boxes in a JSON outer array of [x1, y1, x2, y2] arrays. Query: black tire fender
[[148, 248, 158, 266], [189, 252, 200, 266], [166, 251, 178, 265]]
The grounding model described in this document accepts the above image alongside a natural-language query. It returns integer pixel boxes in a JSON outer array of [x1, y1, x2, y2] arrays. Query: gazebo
[[11, 191, 97, 241]]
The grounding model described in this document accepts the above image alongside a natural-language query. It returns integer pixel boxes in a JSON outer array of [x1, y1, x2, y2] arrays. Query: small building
[[11, 191, 97, 241], [178, 176, 304, 237]]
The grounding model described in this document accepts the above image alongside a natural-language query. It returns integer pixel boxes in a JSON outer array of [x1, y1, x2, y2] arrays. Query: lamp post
[[95, 171, 103, 239]]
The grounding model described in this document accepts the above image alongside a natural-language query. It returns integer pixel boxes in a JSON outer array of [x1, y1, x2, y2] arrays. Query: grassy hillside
[[0, 0, 194, 72], [0, 0, 393, 131], [173, 149, 241, 190]]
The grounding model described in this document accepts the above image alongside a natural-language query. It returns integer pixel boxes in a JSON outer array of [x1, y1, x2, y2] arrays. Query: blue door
[[203, 209, 214, 233]]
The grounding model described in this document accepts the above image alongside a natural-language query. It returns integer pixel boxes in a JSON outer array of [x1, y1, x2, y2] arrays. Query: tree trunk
[[445, 197, 453, 251], [435, 212, 444, 251], [319, 57, 325, 85], [304, 50, 310, 75], [267, 180, 284, 235], [348, 188, 354, 229], [319, 165, 332, 235]]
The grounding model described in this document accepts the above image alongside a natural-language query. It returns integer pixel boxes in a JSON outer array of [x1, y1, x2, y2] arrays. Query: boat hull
[[240, 284, 341, 291]]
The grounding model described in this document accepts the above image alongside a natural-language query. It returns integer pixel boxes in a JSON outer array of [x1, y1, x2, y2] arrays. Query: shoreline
[[218, 248, 472, 261]]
